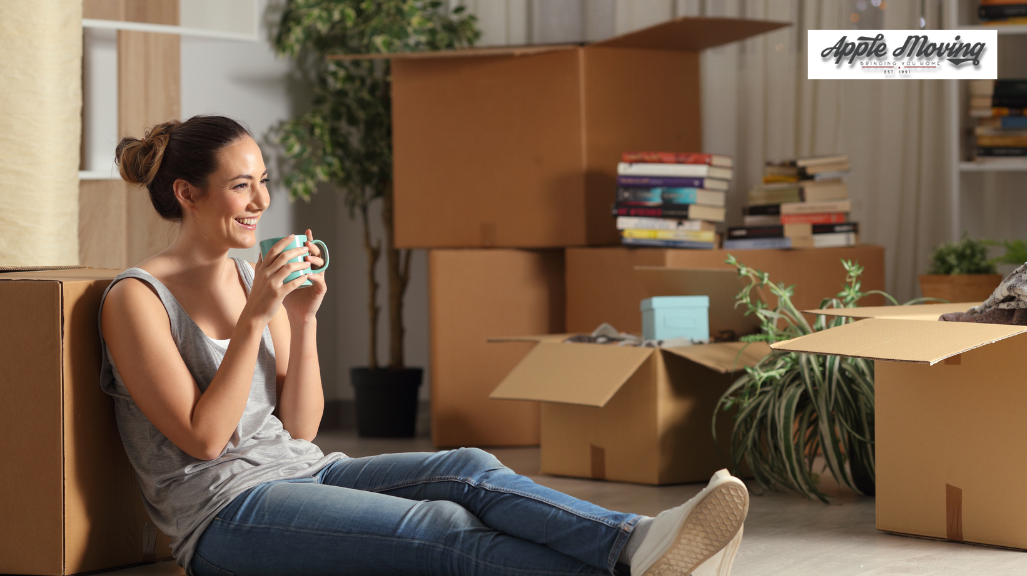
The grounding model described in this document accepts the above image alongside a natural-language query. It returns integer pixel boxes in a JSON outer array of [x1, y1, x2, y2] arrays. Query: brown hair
[[114, 115, 252, 221]]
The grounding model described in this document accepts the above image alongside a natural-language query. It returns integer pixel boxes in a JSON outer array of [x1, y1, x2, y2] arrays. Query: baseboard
[[319, 399, 431, 437]]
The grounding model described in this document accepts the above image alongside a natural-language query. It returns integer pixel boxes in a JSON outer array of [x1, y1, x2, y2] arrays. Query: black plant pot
[[350, 367, 423, 438]]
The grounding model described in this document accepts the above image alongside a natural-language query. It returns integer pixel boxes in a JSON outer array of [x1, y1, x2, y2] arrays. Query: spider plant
[[715, 256, 931, 502]]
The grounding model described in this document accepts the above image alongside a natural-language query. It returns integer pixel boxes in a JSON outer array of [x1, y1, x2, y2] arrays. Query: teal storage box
[[641, 296, 710, 341]]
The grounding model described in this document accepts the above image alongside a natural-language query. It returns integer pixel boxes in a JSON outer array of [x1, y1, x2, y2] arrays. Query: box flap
[[488, 334, 573, 344], [328, 44, 576, 61], [589, 17, 789, 52], [634, 266, 760, 339], [489, 342, 654, 407], [770, 318, 1027, 365], [802, 302, 983, 321], [662, 341, 771, 373]]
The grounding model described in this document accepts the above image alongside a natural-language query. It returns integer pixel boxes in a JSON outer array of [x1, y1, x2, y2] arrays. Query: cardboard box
[[566, 246, 887, 335], [0, 268, 172, 575], [771, 301, 1027, 550], [339, 17, 787, 249], [428, 249, 565, 447], [489, 268, 770, 485]]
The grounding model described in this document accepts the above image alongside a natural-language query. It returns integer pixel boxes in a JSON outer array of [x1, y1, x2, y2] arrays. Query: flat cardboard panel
[[428, 249, 564, 447], [656, 352, 737, 484], [392, 50, 585, 248], [663, 341, 771, 374], [330, 44, 576, 61], [0, 281, 65, 575], [635, 267, 760, 339], [581, 48, 701, 246], [803, 302, 983, 320], [489, 342, 653, 407], [590, 17, 789, 51], [566, 246, 887, 335], [540, 356, 659, 484], [771, 318, 1027, 365], [875, 336, 1027, 548], [79, 179, 127, 269]]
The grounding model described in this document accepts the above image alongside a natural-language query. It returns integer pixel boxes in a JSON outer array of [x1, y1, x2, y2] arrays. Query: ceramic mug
[[258, 235, 329, 286]]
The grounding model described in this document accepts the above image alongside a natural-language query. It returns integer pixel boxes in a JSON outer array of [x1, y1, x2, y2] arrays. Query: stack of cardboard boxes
[[375, 17, 791, 448]]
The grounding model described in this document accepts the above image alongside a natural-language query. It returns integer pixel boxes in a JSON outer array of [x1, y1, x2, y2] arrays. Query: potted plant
[[272, 1, 479, 437], [919, 235, 1002, 303], [716, 256, 927, 502]]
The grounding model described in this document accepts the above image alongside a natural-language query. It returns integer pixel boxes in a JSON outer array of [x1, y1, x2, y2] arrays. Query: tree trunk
[[383, 179, 410, 369], [360, 204, 381, 370]]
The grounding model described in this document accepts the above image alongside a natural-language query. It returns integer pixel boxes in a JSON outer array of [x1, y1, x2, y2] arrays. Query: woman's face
[[191, 136, 270, 250]]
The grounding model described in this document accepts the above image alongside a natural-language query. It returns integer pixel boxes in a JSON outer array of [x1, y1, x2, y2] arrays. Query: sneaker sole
[[642, 478, 749, 576]]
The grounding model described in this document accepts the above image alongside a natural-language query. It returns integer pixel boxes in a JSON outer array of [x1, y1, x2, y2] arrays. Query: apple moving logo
[[821, 33, 986, 66]]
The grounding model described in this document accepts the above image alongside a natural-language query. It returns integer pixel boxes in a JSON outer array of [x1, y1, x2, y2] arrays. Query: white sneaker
[[630, 469, 749, 576]]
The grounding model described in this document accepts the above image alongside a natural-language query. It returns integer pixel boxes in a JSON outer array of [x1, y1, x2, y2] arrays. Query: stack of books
[[970, 79, 1027, 162], [612, 152, 732, 249], [726, 154, 858, 250], [978, 1, 1027, 25]]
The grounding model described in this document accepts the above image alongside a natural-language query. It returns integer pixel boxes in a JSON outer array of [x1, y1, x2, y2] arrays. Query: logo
[[808, 30, 997, 79]]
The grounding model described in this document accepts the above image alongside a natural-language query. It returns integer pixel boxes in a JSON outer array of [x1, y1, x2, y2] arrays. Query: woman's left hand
[[282, 228, 327, 322]]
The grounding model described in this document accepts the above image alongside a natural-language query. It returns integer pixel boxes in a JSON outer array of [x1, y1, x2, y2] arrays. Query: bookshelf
[[945, 1, 1027, 240]]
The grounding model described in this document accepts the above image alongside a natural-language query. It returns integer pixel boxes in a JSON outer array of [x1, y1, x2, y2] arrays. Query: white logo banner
[[808, 30, 997, 79]]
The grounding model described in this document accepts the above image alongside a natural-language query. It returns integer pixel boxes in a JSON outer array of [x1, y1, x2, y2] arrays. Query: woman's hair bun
[[114, 120, 181, 186]]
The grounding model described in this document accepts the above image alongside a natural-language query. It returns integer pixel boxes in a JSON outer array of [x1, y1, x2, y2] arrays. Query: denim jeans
[[190, 448, 640, 576]]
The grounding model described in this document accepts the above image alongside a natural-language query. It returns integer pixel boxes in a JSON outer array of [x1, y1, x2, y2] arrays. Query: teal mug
[[258, 235, 329, 286]]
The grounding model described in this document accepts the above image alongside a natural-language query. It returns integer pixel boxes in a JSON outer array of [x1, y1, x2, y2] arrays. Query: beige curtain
[[457, 0, 951, 302], [0, 0, 82, 266]]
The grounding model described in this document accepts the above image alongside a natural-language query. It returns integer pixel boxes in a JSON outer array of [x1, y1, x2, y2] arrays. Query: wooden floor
[[102, 431, 1027, 576]]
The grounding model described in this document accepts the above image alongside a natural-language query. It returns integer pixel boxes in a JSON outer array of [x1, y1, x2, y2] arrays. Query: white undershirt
[[210, 337, 231, 348]]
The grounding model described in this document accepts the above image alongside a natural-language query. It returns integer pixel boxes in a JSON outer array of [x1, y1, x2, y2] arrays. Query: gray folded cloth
[[939, 263, 1027, 325]]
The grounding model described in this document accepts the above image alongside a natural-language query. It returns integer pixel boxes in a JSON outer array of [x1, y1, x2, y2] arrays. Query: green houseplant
[[919, 234, 1001, 303], [272, 0, 479, 436], [716, 256, 928, 502]]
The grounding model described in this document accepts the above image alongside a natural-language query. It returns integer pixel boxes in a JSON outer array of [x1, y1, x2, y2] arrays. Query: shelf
[[958, 161, 1027, 171], [82, 18, 257, 42], [79, 170, 119, 180], [959, 24, 1027, 35]]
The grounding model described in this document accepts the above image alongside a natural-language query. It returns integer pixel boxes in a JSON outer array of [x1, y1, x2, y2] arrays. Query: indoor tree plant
[[272, 0, 479, 436], [716, 256, 929, 502], [919, 234, 1002, 303]]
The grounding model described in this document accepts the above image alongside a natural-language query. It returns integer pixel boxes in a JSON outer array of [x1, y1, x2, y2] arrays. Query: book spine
[[621, 237, 716, 250], [976, 147, 1027, 156], [994, 108, 1027, 117], [979, 4, 1027, 18], [780, 200, 853, 214], [992, 96, 1027, 108], [617, 176, 709, 188], [779, 212, 848, 225], [615, 217, 710, 231], [977, 135, 1027, 147], [995, 80, 1027, 96], [727, 226, 784, 239], [612, 205, 696, 218], [743, 203, 783, 216], [618, 162, 711, 177], [748, 190, 803, 205], [621, 152, 716, 164], [621, 228, 716, 242], [1001, 117, 1027, 129], [812, 222, 859, 234], [723, 237, 792, 250], [615, 187, 720, 205]]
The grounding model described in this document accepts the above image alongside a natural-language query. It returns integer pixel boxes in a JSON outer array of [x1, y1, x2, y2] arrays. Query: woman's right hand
[[242, 235, 312, 328]]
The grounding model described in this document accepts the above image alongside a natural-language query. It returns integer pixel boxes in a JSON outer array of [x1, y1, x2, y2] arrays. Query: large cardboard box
[[342, 17, 787, 249], [566, 246, 887, 334], [428, 249, 565, 447], [0, 268, 172, 575], [489, 268, 770, 485], [772, 302, 1027, 550]]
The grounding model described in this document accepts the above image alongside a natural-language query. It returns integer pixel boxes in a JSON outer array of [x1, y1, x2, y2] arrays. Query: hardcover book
[[617, 175, 730, 190], [611, 203, 726, 222], [621, 152, 733, 168], [617, 162, 734, 180]]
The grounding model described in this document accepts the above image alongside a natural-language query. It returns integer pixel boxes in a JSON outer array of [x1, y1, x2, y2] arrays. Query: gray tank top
[[97, 257, 346, 574]]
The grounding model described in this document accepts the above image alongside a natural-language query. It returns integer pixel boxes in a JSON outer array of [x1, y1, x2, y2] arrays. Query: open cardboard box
[[0, 268, 172, 575], [333, 17, 788, 248], [488, 268, 770, 485], [770, 301, 1027, 550]]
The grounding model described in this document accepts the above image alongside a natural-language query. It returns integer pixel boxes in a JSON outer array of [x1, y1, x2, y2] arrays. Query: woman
[[99, 115, 749, 576]]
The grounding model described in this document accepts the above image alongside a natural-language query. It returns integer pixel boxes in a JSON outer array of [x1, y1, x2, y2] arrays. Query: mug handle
[[310, 240, 329, 274]]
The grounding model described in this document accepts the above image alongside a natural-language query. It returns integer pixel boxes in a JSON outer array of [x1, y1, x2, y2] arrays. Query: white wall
[[180, 0, 429, 402]]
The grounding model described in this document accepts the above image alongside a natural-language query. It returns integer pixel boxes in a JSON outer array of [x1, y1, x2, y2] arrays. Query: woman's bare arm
[[268, 308, 323, 441], [102, 279, 264, 460]]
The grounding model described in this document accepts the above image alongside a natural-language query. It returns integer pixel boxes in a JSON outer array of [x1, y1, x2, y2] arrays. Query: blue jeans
[[191, 448, 640, 576]]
